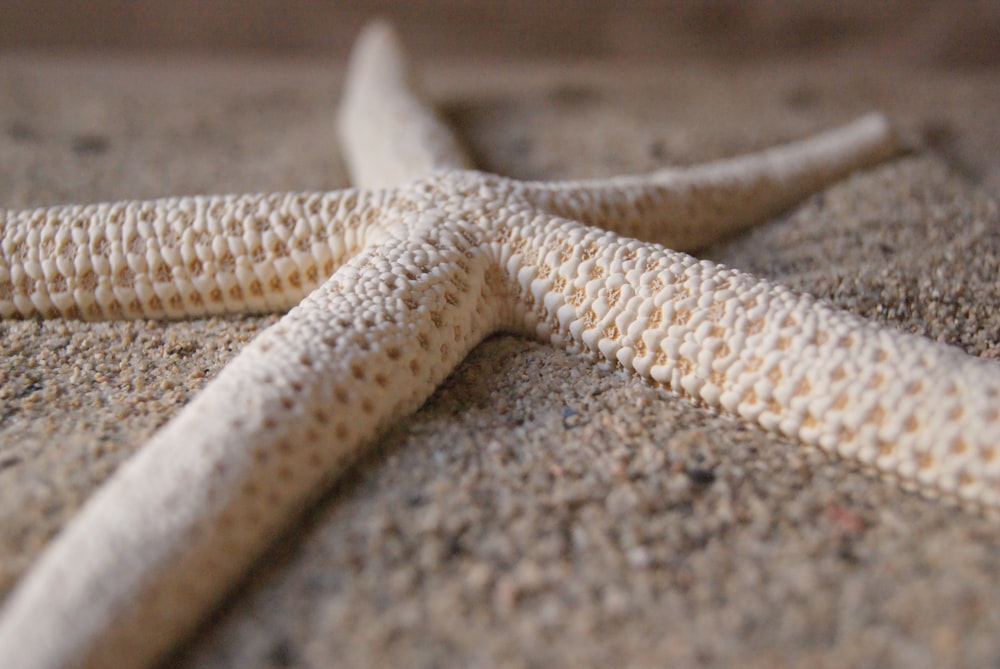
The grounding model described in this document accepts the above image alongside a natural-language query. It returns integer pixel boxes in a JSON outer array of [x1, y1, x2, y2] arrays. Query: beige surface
[[2, 49, 1000, 668]]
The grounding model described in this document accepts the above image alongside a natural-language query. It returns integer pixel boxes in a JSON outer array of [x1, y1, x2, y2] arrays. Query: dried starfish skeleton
[[0, 20, 997, 669]]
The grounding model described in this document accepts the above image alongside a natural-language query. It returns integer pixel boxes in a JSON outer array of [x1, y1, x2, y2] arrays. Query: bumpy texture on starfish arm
[[0, 190, 390, 319], [338, 21, 473, 188], [498, 204, 1000, 504], [523, 113, 899, 250]]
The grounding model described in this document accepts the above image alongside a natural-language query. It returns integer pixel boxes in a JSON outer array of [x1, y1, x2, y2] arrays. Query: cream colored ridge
[[1, 20, 995, 669]]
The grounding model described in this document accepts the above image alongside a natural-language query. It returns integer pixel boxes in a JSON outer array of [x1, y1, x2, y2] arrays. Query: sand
[[1, 49, 1000, 668]]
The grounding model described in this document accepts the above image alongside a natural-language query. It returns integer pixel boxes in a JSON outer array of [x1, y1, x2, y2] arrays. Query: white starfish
[[1, 20, 997, 669]]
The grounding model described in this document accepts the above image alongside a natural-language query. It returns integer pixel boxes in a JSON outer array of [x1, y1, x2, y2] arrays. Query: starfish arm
[[0, 226, 503, 669], [0, 189, 386, 320], [502, 217, 1000, 508], [521, 113, 900, 251], [337, 20, 473, 189]]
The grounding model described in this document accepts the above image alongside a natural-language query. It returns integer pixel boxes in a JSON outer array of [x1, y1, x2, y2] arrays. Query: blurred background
[[1, 0, 998, 66]]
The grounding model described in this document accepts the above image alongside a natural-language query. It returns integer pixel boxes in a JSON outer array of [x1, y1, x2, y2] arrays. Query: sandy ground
[[2, 46, 1000, 668]]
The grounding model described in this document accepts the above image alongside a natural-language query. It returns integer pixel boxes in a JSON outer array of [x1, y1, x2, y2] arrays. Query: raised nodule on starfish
[[0, 19, 995, 669]]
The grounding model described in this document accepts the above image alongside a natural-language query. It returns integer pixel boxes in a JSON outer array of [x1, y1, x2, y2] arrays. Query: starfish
[[1, 20, 998, 669]]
